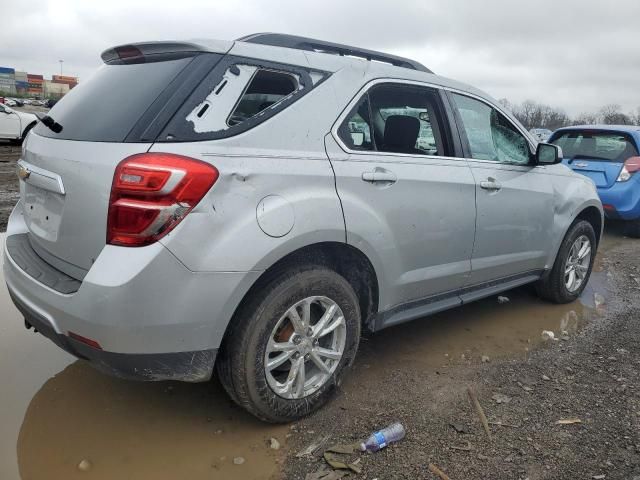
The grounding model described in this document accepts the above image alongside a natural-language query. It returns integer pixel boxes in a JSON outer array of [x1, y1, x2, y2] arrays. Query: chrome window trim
[[330, 77, 536, 163]]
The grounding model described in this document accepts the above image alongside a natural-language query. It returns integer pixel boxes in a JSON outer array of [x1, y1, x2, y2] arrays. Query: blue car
[[549, 125, 640, 237]]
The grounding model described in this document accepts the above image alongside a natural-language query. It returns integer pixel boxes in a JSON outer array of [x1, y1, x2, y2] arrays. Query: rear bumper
[[3, 202, 261, 382], [11, 290, 217, 381], [598, 177, 640, 220]]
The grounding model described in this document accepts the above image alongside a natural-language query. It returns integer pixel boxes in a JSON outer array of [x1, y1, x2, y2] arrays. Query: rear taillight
[[616, 156, 640, 182], [107, 153, 218, 247]]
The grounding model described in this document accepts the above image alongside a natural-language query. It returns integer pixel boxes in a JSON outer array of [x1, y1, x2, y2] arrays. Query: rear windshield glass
[[34, 58, 192, 142], [551, 131, 639, 162]]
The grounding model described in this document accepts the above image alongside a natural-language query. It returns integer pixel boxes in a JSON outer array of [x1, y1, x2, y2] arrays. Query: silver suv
[[3, 34, 602, 422]]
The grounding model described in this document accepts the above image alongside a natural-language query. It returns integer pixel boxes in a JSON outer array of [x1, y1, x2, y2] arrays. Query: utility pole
[[59, 60, 64, 75]]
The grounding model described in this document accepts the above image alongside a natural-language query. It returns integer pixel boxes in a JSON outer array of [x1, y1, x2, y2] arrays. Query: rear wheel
[[216, 266, 361, 423], [626, 219, 640, 238], [536, 220, 596, 304]]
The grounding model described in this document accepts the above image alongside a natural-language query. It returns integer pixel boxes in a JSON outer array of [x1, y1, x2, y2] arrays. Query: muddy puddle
[[0, 227, 622, 479]]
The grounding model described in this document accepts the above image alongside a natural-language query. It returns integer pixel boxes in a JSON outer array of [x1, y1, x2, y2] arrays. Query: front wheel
[[536, 220, 596, 304], [216, 266, 361, 423]]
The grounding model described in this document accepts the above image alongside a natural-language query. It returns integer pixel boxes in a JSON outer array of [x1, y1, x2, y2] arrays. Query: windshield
[[551, 130, 638, 162]]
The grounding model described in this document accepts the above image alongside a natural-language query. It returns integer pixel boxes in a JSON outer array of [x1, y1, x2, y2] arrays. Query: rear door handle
[[361, 169, 397, 184], [480, 178, 502, 191]]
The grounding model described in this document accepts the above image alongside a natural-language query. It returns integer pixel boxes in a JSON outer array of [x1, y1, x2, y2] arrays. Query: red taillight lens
[[107, 153, 218, 247], [625, 156, 640, 174]]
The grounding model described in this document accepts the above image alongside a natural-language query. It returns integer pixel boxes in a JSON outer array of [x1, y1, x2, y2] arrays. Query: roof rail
[[237, 33, 433, 74]]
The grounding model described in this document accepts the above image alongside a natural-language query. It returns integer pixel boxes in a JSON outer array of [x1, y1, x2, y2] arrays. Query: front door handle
[[480, 178, 502, 191], [362, 168, 397, 184]]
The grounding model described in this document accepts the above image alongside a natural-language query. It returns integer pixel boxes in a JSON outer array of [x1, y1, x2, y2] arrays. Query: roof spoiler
[[237, 33, 432, 73], [101, 42, 207, 64]]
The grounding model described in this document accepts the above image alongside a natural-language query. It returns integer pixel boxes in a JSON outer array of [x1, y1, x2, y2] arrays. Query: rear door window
[[551, 131, 639, 162], [338, 83, 452, 157], [34, 57, 194, 142]]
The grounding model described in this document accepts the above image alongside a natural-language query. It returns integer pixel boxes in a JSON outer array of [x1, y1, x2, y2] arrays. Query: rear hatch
[[550, 129, 639, 188], [20, 43, 228, 278]]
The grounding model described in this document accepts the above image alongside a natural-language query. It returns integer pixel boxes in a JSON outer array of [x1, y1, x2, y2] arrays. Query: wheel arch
[[575, 205, 603, 247], [225, 242, 380, 341]]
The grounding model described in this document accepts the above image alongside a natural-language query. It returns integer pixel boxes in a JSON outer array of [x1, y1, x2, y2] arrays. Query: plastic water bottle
[[360, 423, 405, 452]]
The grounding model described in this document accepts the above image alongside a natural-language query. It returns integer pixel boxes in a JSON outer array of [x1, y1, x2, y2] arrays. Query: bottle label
[[374, 431, 387, 449]]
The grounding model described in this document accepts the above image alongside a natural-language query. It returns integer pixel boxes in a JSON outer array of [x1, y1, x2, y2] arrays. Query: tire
[[216, 266, 361, 423], [536, 220, 596, 304], [626, 219, 640, 238]]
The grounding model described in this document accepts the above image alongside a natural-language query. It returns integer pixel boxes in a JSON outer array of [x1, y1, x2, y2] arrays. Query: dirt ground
[[284, 231, 640, 480], [1, 142, 639, 479], [0, 143, 21, 230]]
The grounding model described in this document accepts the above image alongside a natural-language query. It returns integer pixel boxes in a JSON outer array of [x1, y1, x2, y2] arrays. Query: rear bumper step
[[6, 233, 81, 294]]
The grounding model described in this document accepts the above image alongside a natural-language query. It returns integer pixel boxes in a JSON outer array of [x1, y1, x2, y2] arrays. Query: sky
[[2, 0, 639, 117]]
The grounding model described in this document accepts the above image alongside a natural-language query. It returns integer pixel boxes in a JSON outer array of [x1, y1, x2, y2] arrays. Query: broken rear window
[[159, 57, 328, 142]]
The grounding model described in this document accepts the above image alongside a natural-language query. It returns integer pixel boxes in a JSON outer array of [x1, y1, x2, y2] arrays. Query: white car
[[0, 103, 37, 144], [4, 99, 16, 107]]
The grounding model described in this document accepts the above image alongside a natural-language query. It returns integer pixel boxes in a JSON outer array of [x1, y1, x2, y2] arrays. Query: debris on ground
[[77, 459, 92, 472], [491, 393, 512, 404], [428, 462, 452, 480], [269, 437, 281, 450], [541, 330, 556, 341], [555, 418, 582, 425], [542, 374, 551, 381], [467, 387, 492, 439], [497, 296, 510, 304], [305, 469, 349, 480], [297, 435, 331, 457], [360, 423, 405, 452], [233, 456, 246, 465], [323, 451, 361, 473], [449, 441, 472, 451], [481, 355, 490, 363], [449, 423, 470, 434]]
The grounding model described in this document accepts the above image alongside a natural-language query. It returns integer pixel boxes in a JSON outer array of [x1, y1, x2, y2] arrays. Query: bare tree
[[599, 104, 631, 125], [574, 112, 599, 125]]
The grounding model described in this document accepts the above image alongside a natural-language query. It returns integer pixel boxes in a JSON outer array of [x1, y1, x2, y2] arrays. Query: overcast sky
[[2, 0, 639, 117]]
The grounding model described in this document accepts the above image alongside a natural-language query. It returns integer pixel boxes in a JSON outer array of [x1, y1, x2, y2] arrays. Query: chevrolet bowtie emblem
[[17, 165, 31, 180]]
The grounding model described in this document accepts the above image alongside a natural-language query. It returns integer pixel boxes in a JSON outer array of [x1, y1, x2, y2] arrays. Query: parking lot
[[2, 139, 639, 479]]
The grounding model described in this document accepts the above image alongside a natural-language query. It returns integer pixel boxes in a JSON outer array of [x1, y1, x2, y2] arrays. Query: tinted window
[[35, 58, 192, 142], [452, 93, 530, 164], [551, 131, 639, 162], [338, 83, 449, 156]]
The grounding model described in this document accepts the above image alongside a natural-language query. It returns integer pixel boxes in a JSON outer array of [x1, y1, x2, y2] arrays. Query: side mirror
[[536, 143, 562, 165]]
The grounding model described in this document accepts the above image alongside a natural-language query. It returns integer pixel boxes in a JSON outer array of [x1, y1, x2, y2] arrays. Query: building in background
[[0, 67, 78, 99], [52, 74, 78, 90], [0, 67, 16, 95], [15, 71, 28, 94], [27, 74, 44, 97], [44, 80, 70, 99]]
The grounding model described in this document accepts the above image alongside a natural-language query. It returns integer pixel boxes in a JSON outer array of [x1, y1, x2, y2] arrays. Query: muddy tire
[[536, 220, 596, 304], [216, 266, 361, 423], [626, 219, 640, 238]]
